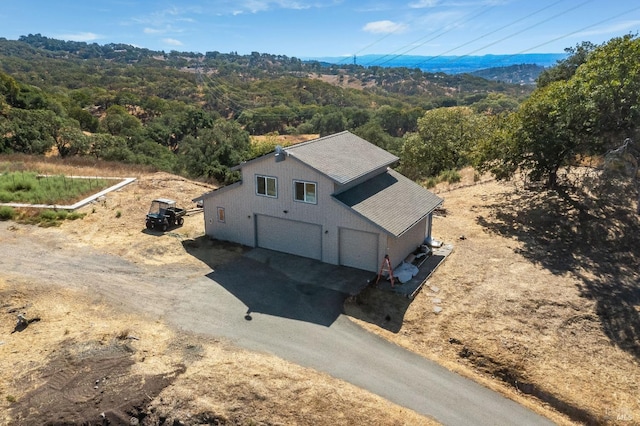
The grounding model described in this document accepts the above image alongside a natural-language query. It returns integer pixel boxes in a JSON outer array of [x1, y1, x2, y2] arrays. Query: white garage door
[[256, 215, 322, 260], [339, 228, 379, 272]]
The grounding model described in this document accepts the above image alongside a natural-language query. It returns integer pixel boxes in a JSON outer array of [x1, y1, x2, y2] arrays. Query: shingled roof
[[334, 169, 443, 237], [285, 131, 399, 185]]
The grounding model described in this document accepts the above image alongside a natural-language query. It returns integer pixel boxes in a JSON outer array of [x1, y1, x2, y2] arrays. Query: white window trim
[[256, 175, 277, 198], [293, 180, 317, 204]]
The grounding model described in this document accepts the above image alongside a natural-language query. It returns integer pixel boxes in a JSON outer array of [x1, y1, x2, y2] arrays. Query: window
[[217, 207, 225, 223], [294, 180, 317, 204], [256, 175, 277, 198]]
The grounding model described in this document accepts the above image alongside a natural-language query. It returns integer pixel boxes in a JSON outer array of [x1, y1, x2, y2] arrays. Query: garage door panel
[[256, 215, 322, 260], [339, 228, 378, 272]]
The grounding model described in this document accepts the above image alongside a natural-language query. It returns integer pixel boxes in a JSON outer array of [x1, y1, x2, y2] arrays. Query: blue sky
[[1, 1, 639, 58]]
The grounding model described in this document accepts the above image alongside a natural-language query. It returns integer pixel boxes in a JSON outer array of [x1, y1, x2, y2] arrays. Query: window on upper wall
[[294, 180, 317, 204], [217, 207, 225, 223], [256, 175, 277, 198]]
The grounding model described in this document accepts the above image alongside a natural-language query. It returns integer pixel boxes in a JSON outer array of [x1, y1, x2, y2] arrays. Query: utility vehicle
[[145, 198, 185, 231]]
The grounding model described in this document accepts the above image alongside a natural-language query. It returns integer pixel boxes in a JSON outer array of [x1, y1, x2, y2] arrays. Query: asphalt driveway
[[0, 224, 554, 425], [176, 250, 555, 426]]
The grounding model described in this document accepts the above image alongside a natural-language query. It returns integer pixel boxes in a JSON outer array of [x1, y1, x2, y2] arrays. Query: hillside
[[1, 34, 534, 100], [0, 34, 533, 185], [305, 53, 566, 75], [470, 64, 546, 85], [1, 159, 637, 424]]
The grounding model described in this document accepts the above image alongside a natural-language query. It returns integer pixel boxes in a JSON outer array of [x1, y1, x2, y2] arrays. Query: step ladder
[[375, 255, 395, 287]]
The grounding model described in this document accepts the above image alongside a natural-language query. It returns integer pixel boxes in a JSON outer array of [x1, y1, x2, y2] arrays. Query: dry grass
[[347, 169, 640, 425], [5, 157, 638, 424], [0, 279, 436, 425], [250, 133, 320, 145], [0, 157, 437, 425]]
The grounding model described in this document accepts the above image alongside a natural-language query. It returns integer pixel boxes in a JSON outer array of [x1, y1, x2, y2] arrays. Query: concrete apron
[[244, 248, 374, 296], [244, 244, 453, 299]]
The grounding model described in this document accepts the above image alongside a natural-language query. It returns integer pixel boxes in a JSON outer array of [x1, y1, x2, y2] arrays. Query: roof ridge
[[285, 130, 350, 151]]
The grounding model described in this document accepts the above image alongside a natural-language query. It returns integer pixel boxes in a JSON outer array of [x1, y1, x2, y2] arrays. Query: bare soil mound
[[12, 340, 184, 425]]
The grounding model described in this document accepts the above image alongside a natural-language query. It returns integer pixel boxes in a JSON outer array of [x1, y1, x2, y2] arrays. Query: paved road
[[0, 224, 555, 425]]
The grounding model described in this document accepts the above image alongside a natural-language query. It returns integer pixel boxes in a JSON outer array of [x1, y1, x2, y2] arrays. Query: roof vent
[[274, 145, 286, 162]]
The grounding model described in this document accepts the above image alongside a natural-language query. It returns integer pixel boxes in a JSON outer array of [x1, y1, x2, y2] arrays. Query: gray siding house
[[194, 131, 443, 273]]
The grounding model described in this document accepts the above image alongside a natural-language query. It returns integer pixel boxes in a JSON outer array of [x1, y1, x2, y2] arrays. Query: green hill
[[0, 34, 531, 181]]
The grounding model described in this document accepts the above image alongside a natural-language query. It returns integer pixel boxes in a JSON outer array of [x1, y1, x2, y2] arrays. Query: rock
[[433, 306, 443, 314], [432, 298, 441, 304], [459, 346, 473, 358], [430, 285, 440, 293]]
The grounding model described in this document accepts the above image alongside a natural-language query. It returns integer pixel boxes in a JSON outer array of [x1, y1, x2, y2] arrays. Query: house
[[193, 131, 443, 273]]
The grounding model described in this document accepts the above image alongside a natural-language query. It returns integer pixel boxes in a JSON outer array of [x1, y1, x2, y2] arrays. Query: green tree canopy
[[100, 105, 142, 137], [400, 106, 488, 180], [572, 34, 640, 146], [178, 119, 250, 183], [478, 34, 640, 188], [536, 41, 595, 88], [2, 108, 61, 154], [511, 80, 579, 187]]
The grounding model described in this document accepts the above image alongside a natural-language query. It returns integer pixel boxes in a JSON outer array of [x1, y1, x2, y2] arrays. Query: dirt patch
[[312, 73, 376, 90], [12, 340, 185, 425]]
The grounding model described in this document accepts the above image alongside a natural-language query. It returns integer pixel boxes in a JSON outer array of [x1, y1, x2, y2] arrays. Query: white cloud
[[409, 0, 439, 8], [144, 27, 163, 34], [576, 20, 640, 37], [206, 0, 338, 15], [56, 32, 100, 42], [163, 38, 184, 46], [363, 20, 407, 34]]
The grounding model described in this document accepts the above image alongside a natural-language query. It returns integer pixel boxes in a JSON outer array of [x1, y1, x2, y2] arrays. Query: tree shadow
[[344, 286, 413, 333], [476, 177, 640, 359]]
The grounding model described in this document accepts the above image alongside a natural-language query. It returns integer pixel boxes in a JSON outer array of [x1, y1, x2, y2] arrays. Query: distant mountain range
[[302, 53, 567, 74]]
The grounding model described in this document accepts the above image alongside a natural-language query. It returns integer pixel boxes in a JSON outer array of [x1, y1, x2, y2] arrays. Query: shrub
[[424, 177, 438, 188], [39, 209, 58, 221], [0, 206, 16, 221], [439, 169, 461, 184], [6, 181, 34, 192], [67, 212, 85, 220]]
